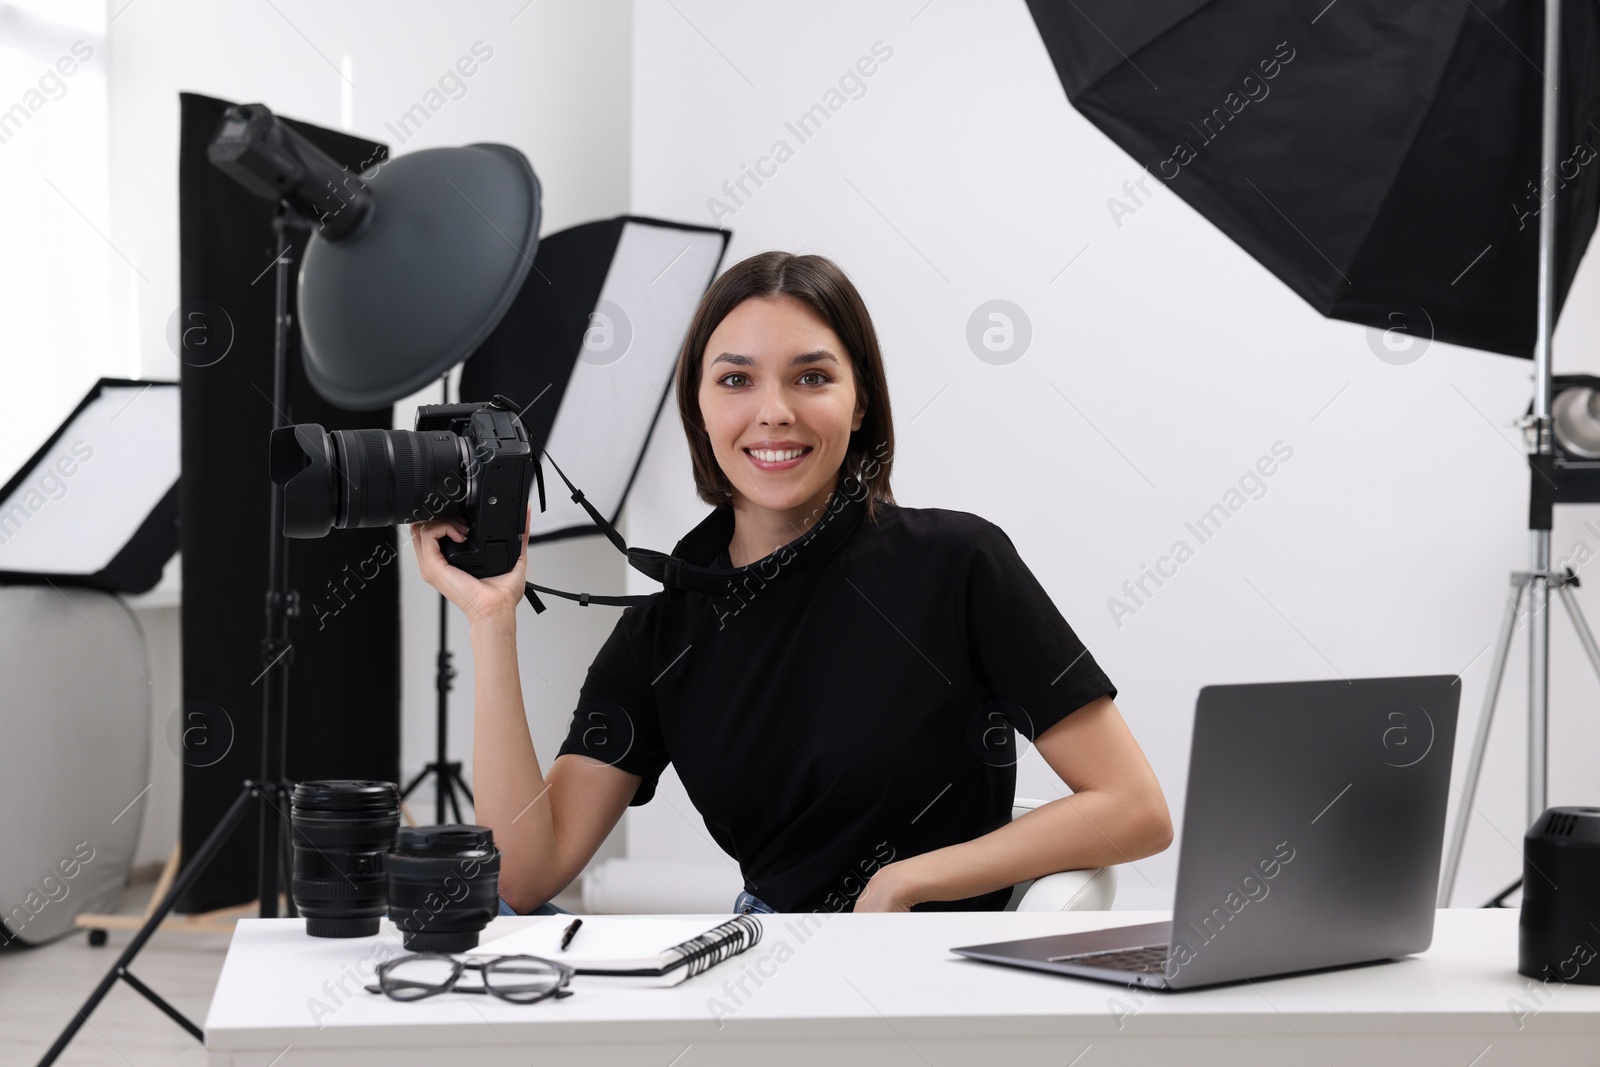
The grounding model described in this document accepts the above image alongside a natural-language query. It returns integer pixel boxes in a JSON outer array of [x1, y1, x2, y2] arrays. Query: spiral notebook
[[465, 914, 765, 987]]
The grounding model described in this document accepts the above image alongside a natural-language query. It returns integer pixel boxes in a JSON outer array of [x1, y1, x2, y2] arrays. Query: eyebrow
[[710, 349, 840, 368]]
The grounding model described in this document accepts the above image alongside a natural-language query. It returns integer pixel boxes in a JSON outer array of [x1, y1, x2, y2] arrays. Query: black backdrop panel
[[178, 93, 400, 913]]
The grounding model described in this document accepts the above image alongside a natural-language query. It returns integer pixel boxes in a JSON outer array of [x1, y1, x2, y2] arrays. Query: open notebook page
[[465, 915, 740, 972]]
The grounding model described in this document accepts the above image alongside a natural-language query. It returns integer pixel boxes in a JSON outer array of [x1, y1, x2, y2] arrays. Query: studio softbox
[[459, 216, 730, 543], [1024, 0, 1600, 358], [0, 378, 178, 592]]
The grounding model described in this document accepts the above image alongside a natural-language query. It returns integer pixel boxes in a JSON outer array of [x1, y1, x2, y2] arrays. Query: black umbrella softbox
[[1026, 0, 1600, 357]]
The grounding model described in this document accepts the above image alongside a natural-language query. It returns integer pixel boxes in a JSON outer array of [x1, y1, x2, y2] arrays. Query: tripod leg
[[39, 785, 258, 1066], [116, 969, 204, 1041], [1528, 543, 1551, 828], [1438, 578, 1526, 907], [398, 763, 433, 801], [1554, 581, 1600, 685], [446, 773, 466, 825], [1485, 876, 1524, 909], [436, 589, 452, 826], [280, 800, 298, 919]]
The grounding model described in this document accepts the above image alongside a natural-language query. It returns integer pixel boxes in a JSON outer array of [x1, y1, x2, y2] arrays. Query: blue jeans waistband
[[733, 889, 775, 914], [498, 896, 575, 917]]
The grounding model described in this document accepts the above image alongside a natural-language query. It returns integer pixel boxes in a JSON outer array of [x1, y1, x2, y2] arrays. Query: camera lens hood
[[269, 424, 338, 538]]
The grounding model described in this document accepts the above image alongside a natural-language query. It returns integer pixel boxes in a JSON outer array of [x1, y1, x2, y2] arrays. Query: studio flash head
[[207, 102, 376, 240]]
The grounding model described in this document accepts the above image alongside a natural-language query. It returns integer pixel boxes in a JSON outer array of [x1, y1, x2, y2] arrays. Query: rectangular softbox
[[0, 378, 178, 593], [460, 217, 730, 543]]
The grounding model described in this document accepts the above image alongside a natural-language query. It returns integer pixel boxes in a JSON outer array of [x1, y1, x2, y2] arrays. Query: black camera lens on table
[[269, 400, 534, 578], [386, 824, 502, 953], [290, 780, 401, 939]]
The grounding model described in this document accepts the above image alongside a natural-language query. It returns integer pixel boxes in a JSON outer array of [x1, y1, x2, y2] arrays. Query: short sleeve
[[555, 607, 669, 806], [963, 520, 1117, 742]]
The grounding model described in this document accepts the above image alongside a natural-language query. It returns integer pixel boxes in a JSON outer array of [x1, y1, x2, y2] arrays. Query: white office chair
[[580, 794, 1118, 913], [1004, 795, 1117, 911]]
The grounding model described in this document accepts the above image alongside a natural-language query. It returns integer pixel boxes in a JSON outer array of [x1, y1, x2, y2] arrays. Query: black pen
[[559, 918, 582, 952]]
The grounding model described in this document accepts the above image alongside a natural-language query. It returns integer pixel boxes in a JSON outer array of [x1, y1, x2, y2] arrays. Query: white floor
[[0, 879, 228, 1066]]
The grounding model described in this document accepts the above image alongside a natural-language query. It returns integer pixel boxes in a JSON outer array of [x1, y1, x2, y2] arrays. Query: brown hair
[[674, 251, 896, 523]]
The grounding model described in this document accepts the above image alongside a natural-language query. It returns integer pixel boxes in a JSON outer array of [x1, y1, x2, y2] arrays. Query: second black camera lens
[[386, 825, 502, 953], [290, 780, 401, 938]]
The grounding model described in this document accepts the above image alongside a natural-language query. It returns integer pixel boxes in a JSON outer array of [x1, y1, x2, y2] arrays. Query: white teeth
[[748, 448, 807, 463]]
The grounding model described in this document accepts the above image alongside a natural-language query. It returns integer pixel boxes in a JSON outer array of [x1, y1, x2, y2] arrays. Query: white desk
[[204, 909, 1600, 1066]]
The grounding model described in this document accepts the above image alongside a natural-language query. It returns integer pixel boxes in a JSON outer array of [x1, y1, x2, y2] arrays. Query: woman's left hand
[[852, 861, 924, 913]]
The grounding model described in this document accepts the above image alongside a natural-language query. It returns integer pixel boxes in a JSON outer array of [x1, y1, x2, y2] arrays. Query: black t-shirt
[[555, 487, 1116, 913]]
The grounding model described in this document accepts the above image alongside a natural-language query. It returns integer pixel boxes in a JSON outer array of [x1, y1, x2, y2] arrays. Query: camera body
[[415, 402, 534, 578], [269, 399, 534, 579]]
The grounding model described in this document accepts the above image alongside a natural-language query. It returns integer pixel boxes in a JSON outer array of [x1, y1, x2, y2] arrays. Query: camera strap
[[517, 440, 776, 614], [490, 397, 864, 616]]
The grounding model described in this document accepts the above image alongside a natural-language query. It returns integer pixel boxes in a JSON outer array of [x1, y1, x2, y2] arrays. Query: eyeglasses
[[364, 953, 575, 1004]]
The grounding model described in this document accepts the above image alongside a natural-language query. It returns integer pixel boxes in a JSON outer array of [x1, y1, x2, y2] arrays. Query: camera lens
[[332, 428, 473, 529], [290, 780, 400, 938], [269, 424, 471, 537], [386, 825, 501, 953]]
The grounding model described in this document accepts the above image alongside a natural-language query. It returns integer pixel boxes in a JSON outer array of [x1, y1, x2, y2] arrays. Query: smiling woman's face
[[698, 294, 865, 517]]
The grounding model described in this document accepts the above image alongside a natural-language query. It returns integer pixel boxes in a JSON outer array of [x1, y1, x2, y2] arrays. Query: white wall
[[0, 1, 114, 480], [10, 0, 1600, 914], [626, 0, 1600, 909], [91, 0, 636, 876]]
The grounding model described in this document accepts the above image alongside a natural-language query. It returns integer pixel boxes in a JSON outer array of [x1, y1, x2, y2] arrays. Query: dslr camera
[[270, 400, 534, 578]]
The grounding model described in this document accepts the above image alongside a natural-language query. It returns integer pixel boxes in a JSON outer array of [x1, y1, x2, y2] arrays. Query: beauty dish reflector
[[297, 143, 542, 410]]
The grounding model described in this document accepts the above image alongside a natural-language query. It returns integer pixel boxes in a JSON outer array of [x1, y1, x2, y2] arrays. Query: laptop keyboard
[[1049, 943, 1170, 973]]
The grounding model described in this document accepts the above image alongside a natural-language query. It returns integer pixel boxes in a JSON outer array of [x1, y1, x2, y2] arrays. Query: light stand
[[398, 374, 476, 825], [1437, 0, 1597, 908], [258, 207, 305, 921], [43, 101, 543, 1066], [41, 206, 308, 1065]]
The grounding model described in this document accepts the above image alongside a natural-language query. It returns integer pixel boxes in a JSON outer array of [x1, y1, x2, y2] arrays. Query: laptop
[[951, 675, 1460, 990]]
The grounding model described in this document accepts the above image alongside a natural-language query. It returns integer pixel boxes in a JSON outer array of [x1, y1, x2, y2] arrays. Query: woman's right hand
[[410, 507, 531, 628]]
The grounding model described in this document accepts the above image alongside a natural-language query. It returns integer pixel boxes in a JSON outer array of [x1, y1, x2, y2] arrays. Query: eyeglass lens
[[381, 955, 460, 1001], [484, 956, 566, 1003]]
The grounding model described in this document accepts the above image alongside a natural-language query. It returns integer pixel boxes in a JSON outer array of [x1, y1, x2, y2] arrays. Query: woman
[[413, 251, 1172, 916]]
